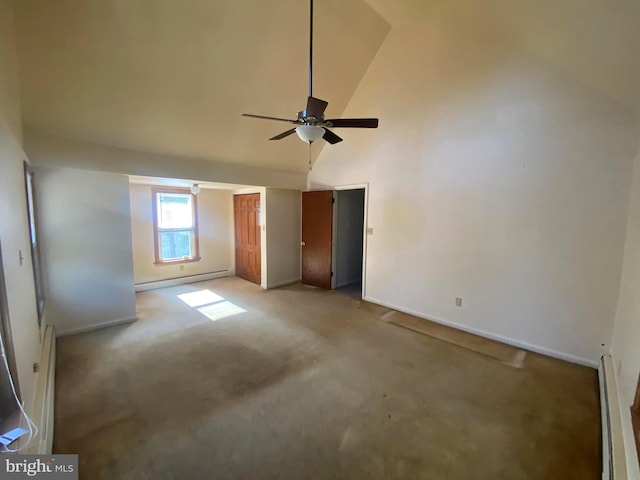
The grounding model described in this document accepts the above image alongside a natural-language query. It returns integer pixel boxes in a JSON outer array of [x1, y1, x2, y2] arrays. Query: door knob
[[301, 242, 306, 246]]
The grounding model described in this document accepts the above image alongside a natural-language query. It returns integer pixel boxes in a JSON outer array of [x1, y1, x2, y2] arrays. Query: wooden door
[[234, 194, 261, 284], [302, 190, 333, 289]]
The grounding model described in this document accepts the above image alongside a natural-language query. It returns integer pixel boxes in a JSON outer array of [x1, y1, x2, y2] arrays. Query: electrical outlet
[[455, 297, 462, 307]]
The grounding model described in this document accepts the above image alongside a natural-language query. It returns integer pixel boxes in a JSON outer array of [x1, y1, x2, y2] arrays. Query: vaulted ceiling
[[12, 0, 640, 177], [365, 0, 640, 116], [12, 0, 390, 174]]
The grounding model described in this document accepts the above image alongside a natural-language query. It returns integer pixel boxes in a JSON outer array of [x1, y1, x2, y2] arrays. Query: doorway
[[333, 189, 366, 298], [301, 190, 333, 289], [234, 193, 261, 285]]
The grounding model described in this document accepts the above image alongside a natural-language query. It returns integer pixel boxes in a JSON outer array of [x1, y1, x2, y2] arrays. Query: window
[[24, 162, 45, 323], [152, 188, 200, 265]]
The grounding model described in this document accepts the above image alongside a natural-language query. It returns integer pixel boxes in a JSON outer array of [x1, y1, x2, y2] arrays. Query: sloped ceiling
[[365, 0, 640, 116], [13, 0, 390, 174]]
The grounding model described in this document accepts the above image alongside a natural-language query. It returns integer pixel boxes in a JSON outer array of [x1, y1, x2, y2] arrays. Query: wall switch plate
[[455, 297, 462, 307], [367, 227, 373, 235]]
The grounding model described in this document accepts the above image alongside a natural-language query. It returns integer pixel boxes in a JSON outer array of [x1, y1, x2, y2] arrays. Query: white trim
[[27, 325, 55, 454], [364, 294, 598, 368], [56, 316, 138, 337], [135, 270, 232, 292], [331, 191, 337, 290], [599, 354, 628, 480], [333, 183, 369, 299], [267, 277, 301, 289]]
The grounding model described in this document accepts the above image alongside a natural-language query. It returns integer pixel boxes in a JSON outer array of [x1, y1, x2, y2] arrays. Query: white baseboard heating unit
[[26, 324, 56, 454], [599, 354, 627, 480]]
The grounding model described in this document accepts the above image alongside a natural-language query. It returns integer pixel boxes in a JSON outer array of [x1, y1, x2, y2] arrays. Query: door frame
[[332, 183, 369, 298], [233, 192, 263, 286], [233, 188, 266, 289]]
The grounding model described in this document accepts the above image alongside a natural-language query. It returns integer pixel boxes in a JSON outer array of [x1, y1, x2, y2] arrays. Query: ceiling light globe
[[295, 125, 324, 143]]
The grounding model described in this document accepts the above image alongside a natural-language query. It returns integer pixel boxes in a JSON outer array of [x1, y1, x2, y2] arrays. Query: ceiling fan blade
[[269, 128, 297, 141], [326, 118, 379, 128], [322, 128, 343, 144], [306, 96, 328, 117], [242, 113, 297, 124]]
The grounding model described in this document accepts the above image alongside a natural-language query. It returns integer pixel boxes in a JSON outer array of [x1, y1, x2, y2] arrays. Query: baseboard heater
[[23, 324, 56, 454], [599, 354, 627, 480], [135, 270, 231, 292]]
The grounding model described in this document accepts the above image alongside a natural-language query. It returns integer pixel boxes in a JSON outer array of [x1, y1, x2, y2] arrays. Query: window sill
[[154, 257, 201, 266]]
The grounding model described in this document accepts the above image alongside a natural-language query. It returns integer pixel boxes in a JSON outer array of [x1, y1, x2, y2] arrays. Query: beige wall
[[130, 184, 235, 285], [0, 0, 21, 143], [0, 0, 42, 424], [35, 167, 137, 335], [612, 149, 640, 480], [310, 4, 639, 365], [26, 131, 307, 190]]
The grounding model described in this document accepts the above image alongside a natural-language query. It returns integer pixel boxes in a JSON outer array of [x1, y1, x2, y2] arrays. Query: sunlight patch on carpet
[[197, 301, 247, 321], [178, 289, 247, 321], [178, 289, 224, 307]]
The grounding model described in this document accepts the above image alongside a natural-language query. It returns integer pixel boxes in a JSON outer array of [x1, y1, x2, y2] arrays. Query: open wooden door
[[301, 190, 333, 289], [234, 193, 261, 285]]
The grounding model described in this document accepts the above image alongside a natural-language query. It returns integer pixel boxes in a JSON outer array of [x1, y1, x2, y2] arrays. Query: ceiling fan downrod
[[240, 0, 379, 145], [308, 0, 314, 99]]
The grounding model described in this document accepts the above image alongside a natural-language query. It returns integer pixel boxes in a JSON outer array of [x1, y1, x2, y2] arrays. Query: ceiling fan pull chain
[[308, 142, 312, 171]]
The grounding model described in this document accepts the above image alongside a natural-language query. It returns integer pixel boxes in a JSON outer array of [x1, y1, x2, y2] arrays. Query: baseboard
[[135, 270, 232, 292], [599, 354, 628, 480], [267, 278, 301, 289], [26, 324, 55, 454], [56, 316, 137, 337], [363, 295, 598, 368]]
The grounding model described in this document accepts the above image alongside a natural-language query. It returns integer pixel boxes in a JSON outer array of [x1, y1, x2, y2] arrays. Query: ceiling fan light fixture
[[295, 125, 324, 143], [240, 0, 378, 147]]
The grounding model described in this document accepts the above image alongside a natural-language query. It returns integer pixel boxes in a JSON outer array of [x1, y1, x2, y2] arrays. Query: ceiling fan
[[242, 0, 379, 145]]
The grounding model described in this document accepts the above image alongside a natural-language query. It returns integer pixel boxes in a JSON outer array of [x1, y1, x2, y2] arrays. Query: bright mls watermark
[[0, 455, 77, 479]]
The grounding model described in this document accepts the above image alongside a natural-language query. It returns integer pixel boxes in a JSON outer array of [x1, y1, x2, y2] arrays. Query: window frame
[[24, 162, 45, 324], [151, 187, 201, 266]]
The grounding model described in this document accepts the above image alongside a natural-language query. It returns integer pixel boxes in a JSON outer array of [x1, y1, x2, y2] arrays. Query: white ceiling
[[13, 0, 390, 174]]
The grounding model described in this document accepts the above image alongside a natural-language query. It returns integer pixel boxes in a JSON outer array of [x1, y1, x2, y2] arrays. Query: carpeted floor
[[54, 277, 600, 479]]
